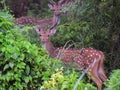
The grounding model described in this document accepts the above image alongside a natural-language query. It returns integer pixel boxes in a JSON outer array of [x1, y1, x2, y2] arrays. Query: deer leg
[[90, 61, 102, 90], [98, 58, 107, 82]]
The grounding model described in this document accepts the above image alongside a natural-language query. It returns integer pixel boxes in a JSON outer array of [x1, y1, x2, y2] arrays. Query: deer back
[[14, 16, 53, 25], [53, 47, 104, 71]]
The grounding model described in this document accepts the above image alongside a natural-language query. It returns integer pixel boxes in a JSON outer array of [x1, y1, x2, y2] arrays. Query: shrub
[[0, 12, 62, 90], [52, 22, 94, 48], [104, 69, 120, 90], [18, 25, 42, 47], [40, 68, 97, 90]]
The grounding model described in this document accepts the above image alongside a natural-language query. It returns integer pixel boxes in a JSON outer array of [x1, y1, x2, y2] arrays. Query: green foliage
[[104, 69, 120, 90], [40, 68, 97, 90], [52, 20, 109, 51], [27, 0, 50, 17], [52, 22, 92, 48], [16, 25, 41, 47], [0, 11, 14, 31], [0, 0, 8, 11], [0, 12, 63, 90], [0, 11, 13, 20]]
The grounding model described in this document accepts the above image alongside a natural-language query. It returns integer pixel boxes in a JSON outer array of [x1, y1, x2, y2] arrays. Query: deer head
[[35, 27, 57, 56], [36, 28, 56, 44], [48, 0, 76, 28], [48, 0, 65, 16], [48, 0, 65, 28]]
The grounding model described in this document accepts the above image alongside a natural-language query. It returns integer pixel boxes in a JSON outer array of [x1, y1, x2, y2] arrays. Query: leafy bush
[[104, 69, 120, 90], [0, 12, 62, 90], [52, 20, 109, 51], [40, 68, 97, 90], [15, 25, 41, 47], [52, 22, 91, 48]]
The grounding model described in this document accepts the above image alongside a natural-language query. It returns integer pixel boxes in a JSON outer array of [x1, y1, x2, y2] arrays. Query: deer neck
[[51, 14, 60, 28], [42, 39, 55, 57]]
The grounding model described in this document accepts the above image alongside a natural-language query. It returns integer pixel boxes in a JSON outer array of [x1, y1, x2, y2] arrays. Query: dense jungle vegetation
[[0, 0, 120, 90]]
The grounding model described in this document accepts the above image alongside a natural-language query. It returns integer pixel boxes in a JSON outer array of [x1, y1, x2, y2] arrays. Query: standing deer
[[35, 26, 107, 90], [14, 0, 75, 28]]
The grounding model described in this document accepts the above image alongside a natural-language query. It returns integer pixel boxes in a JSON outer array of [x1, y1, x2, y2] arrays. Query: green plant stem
[[73, 58, 97, 90], [73, 68, 88, 90]]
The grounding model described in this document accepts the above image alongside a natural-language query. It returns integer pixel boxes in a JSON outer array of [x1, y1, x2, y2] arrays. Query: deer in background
[[35, 26, 107, 90], [14, 0, 75, 28]]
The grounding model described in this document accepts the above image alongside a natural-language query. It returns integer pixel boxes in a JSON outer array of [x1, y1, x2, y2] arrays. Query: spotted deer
[[35, 27, 107, 90], [14, 0, 75, 28]]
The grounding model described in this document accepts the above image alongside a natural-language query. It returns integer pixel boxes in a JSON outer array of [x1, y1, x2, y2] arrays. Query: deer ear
[[50, 29, 56, 36], [48, 4, 54, 10], [35, 28, 40, 35]]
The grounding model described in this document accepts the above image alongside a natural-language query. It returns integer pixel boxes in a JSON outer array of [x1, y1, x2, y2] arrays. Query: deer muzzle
[[42, 41, 46, 44]]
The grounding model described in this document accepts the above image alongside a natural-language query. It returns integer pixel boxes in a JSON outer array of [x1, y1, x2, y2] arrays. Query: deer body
[[14, 0, 75, 28], [36, 29, 107, 90], [14, 0, 65, 28], [15, 16, 53, 25]]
